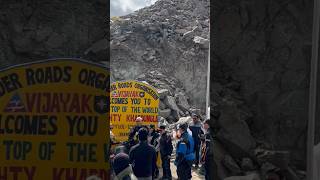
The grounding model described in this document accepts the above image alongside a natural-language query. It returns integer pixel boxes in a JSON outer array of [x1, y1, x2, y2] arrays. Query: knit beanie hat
[[113, 153, 130, 175]]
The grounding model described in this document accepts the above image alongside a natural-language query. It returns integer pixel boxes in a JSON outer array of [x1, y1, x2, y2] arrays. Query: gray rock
[[256, 150, 290, 169], [159, 101, 167, 110], [174, 28, 188, 34], [36, 26, 53, 42], [85, 39, 108, 54], [189, 108, 202, 116], [159, 109, 171, 118], [224, 173, 261, 180], [260, 162, 278, 175], [241, 158, 255, 171], [214, 141, 229, 179], [45, 32, 65, 49], [283, 167, 300, 180], [182, 30, 194, 41], [164, 95, 183, 120], [175, 92, 190, 111], [175, 116, 192, 126], [193, 36, 209, 48], [166, 115, 176, 124], [12, 34, 33, 53], [159, 9, 169, 16], [217, 103, 256, 158], [0, 0, 108, 65], [222, 155, 242, 175], [158, 89, 170, 99]]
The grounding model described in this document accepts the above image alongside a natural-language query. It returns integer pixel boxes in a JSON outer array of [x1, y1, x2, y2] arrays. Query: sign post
[[0, 59, 110, 180], [206, 37, 210, 120], [110, 80, 160, 142]]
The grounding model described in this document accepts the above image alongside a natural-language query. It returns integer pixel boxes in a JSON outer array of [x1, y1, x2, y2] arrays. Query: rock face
[[136, 70, 199, 123], [110, 0, 210, 110], [224, 173, 261, 180], [213, 0, 312, 170], [0, 1, 108, 68]]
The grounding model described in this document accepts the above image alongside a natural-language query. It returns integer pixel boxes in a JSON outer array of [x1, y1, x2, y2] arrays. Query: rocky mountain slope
[[110, 0, 210, 111]]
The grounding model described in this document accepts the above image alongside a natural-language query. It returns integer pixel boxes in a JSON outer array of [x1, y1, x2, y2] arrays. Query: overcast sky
[[110, 0, 158, 17]]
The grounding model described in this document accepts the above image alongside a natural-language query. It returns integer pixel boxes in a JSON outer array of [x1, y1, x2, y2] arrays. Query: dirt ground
[[156, 160, 205, 180]]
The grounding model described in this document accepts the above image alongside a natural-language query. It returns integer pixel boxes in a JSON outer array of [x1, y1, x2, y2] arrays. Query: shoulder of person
[[181, 136, 189, 143], [148, 144, 157, 151], [131, 144, 139, 151]]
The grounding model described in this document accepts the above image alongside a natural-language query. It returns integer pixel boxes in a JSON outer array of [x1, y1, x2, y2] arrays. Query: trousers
[[161, 155, 172, 179], [177, 161, 192, 180]]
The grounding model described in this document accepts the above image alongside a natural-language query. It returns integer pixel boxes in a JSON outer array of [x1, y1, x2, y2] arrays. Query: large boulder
[[193, 36, 209, 49], [164, 95, 184, 120], [175, 116, 192, 126], [159, 101, 167, 110], [175, 92, 190, 112], [241, 158, 256, 171], [159, 109, 172, 119], [157, 89, 170, 100], [255, 149, 290, 169], [217, 102, 256, 158], [224, 173, 261, 180], [222, 155, 242, 175], [214, 141, 229, 179]]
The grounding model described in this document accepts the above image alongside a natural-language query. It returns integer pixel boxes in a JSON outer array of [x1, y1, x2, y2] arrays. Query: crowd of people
[[110, 113, 214, 180]]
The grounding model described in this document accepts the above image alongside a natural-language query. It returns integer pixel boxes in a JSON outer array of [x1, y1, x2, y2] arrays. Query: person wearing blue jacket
[[174, 123, 195, 180]]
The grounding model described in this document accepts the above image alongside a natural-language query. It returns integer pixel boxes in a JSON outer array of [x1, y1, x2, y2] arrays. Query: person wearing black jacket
[[159, 125, 173, 180], [200, 119, 214, 180], [128, 117, 148, 148], [148, 124, 160, 178], [189, 113, 204, 168], [149, 125, 159, 144], [129, 127, 157, 180]]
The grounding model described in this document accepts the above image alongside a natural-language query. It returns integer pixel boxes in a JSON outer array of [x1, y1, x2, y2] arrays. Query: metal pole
[[205, 24, 210, 120], [307, 0, 320, 179]]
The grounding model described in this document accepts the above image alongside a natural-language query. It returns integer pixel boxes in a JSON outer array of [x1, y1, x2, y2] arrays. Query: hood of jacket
[[115, 165, 138, 180]]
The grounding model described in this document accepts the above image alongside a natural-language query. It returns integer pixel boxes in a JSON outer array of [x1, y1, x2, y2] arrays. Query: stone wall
[[0, 0, 108, 67]]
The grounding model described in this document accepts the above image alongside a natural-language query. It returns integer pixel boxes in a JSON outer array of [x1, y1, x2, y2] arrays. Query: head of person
[[159, 125, 166, 135], [135, 117, 143, 126], [110, 124, 114, 130], [192, 113, 199, 122], [149, 124, 155, 133], [138, 127, 148, 142], [178, 123, 188, 135], [113, 153, 130, 176], [203, 119, 210, 130]]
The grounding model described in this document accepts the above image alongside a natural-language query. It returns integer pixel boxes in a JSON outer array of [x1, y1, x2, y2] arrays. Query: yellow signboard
[[110, 80, 159, 142], [0, 59, 109, 180]]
